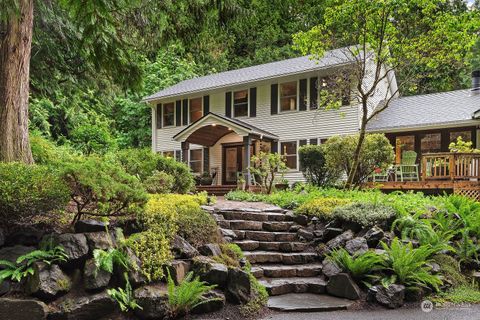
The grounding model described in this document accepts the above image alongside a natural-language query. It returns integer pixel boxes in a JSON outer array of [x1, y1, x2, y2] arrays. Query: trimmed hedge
[[295, 197, 351, 218]]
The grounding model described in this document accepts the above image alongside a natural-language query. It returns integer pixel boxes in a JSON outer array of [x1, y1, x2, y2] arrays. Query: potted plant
[[237, 175, 246, 191], [275, 177, 289, 191], [199, 171, 213, 186]]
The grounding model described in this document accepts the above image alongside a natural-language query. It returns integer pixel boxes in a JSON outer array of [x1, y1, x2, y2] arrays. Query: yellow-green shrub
[[295, 197, 351, 218], [130, 193, 219, 280]]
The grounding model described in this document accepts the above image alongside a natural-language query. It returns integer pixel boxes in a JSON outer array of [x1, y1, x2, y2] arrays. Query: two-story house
[[143, 47, 480, 190], [143, 48, 396, 186]]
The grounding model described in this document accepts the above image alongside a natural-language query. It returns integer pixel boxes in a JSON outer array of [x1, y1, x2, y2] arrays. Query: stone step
[[225, 220, 296, 232], [244, 251, 317, 264], [251, 264, 323, 278], [236, 230, 297, 242], [219, 210, 294, 222], [234, 240, 308, 252], [259, 277, 327, 296], [267, 293, 354, 312]]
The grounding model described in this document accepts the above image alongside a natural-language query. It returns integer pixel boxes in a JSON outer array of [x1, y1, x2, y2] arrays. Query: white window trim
[[280, 140, 298, 171], [232, 89, 250, 118], [189, 97, 203, 124], [189, 148, 203, 175], [278, 80, 299, 113], [162, 101, 176, 128]]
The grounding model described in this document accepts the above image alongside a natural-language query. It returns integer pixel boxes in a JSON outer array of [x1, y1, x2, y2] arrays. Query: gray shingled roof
[[143, 47, 355, 102], [367, 89, 480, 131]]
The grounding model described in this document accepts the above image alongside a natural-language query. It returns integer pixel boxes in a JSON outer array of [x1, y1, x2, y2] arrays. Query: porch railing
[[422, 152, 480, 180]]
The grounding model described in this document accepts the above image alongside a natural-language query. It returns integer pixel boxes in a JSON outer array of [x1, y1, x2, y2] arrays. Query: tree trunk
[[345, 99, 368, 188], [0, 0, 34, 164]]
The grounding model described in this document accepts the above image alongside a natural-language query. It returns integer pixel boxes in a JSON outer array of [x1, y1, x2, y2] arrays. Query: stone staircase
[[211, 205, 354, 311]]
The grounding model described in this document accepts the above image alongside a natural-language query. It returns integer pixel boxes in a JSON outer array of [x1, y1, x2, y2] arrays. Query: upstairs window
[[163, 102, 175, 127], [281, 141, 297, 169], [190, 98, 203, 123], [280, 81, 297, 112], [233, 90, 248, 117]]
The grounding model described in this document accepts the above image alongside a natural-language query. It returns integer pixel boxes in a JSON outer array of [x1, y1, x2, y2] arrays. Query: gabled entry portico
[[173, 113, 278, 186]]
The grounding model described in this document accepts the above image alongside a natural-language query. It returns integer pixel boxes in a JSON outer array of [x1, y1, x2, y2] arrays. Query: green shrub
[[433, 254, 467, 288], [213, 243, 248, 269], [30, 134, 81, 165], [299, 144, 339, 186], [332, 202, 396, 227], [381, 238, 442, 291], [295, 197, 351, 218], [143, 171, 175, 194], [323, 133, 394, 185], [70, 119, 116, 155], [250, 152, 288, 194], [60, 156, 148, 223], [327, 248, 384, 281], [0, 163, 70, 226], [115, 148, 194, 193]]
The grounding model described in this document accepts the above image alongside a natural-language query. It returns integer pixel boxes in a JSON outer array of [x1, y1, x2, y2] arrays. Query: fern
[[327, 248, 384, 281], [93, 248, 130, 275], [381, 238, 443, 291], [107, 273, 142, 312], [167, 271, 218, 318], [455, 229, 480, 266]]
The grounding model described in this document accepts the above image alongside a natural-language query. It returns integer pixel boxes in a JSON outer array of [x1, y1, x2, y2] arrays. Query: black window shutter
[[175, 150, 181, 162], [299, 139, 307, 147], [271, 84, 278, 115], [182, 99, 188, 125], [310, 138, 318, 145], [225, 92, 232, 117], [203, 95, 210, 115], [310, 77, 318, 110], [156, 104, 162, 129], [299, 79, 307, 111], [175, 100, 181, 126], [203, 147, 209, 173], [249, 87, 257, 117]]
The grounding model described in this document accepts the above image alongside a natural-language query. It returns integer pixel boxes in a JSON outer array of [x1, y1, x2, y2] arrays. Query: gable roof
[[143, 47, 356, 102], [367, 89, 480, 132], [173, 113, 278, 146]]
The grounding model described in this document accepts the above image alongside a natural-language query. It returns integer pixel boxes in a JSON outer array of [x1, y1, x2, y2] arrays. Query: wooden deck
[[366, 180, 479, 190]]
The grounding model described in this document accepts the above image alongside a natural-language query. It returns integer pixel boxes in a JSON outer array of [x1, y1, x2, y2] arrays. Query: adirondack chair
[[395, 151, 419, 181], [371, 168, 390, 182]]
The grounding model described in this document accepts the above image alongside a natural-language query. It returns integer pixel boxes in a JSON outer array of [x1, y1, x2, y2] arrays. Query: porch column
[[181, 141, 190, 164], [243, 135, 252, 187]]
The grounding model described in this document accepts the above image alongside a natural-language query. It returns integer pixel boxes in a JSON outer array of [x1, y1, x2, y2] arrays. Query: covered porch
[[173, 113, 279, 188]]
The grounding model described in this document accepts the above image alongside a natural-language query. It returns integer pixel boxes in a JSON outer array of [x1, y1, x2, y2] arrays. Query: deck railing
[[422, 152, 480, 180]]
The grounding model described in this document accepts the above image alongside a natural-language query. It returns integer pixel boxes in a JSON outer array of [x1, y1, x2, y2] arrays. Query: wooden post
[[422, 155, 427, 181], [243, 135, 252, 187], [449, 154, 455, 180], [181, 141, 190, 164]]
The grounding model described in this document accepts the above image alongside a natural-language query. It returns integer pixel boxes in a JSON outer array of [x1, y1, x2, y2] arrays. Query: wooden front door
[[223, 145, 243, 185]]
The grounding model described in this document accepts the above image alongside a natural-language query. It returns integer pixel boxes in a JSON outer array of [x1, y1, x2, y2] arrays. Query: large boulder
[[134, 284, 169, 320], [364, 226, 384, 248], [193, 256, 228, 288], [322, 259, 342, 278], [74, 220, 107, 233], [26, 262, 71, 301], [345, 237, 368, 256], [374, 284, 405, 308], [0, 227, 5, 247], [321, 227, 344, 242], [49, 291, 115, 320], [192, 289, 226, 314], [326, 230, 354, 251], [198, 244, 222, 257], [0, 281, 9, 296], [165, 260, 191, 284], [6, 226, 44, 247], [83, 232, 113, 252], [0, 298, 48, 320], [226, 268, 251, 304], [326, 273, 361, 300], [297, 229, 314, 241], [171, 236, 199, 259], [0, 245, 35, 263], [83, 259, 111, 291], [52, 233, 89, 264], [116, 248, 148, 288]]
